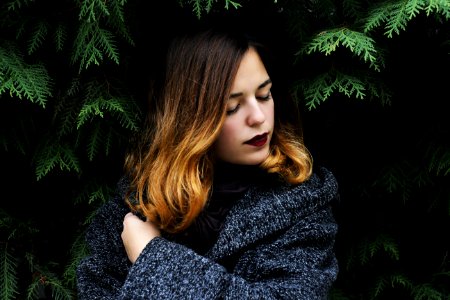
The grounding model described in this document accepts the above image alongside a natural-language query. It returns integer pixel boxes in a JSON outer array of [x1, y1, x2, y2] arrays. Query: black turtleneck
[[173, 162, 276, 254]]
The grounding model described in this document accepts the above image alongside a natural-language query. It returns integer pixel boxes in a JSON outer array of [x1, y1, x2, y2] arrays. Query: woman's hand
[[121, 212, 161, 264]]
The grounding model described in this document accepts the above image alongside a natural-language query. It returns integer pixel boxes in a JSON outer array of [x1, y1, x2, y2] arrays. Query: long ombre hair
[[124, 28, 313, 234]]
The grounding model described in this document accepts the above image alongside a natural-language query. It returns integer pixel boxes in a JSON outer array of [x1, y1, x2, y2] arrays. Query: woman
[[76, 25, 339, 299]]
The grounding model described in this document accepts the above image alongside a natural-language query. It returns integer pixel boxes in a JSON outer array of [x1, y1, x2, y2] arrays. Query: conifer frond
[[73, 179, 114, 206], [0, 244, 19, 300], [371, 276, 388, 299], [27, 20, 48, 55], [34, 140, 81, 180], [179, 0, 242, 19], [77, 81, 140, 131], [72, 22, 119, 71], [359, 234, 400, 265], [77, 94, 139, 159], [79, 0, 110, 23], [374, 162, 414, 203], [390, 273, 413, 290], [296, 70, 366, 110], [6, 0, 33, 11], [412, 283, 444, 300], [427, 145, 450, 176], [86, 123, 103, 161], [107, 0, 134, 46], [0, 43, 52, 107], [364, 0, 450, 38], [299, 28, 380, 71], [224, 0, 242, 10], [54, 23, 67, 52], [54, 97, 80, 138], [63, 232, 89, 289], [27, 267, 74, 300]]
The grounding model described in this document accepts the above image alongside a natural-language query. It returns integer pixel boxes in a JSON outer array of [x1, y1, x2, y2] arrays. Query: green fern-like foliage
[[74, 178, 116, 206], [412, 283, 447, 300], [72, 22, 120, 72], [0, 244, 19, 300], [27, 20, 49, 55], [427, 145, 450, 177], [62, 232, 89, 290], [71, 0, 134, 72], [179, 0, 242, 18], [370, 273, 413, 299], [0, 42, 52, 107], [364, 0, 450, 37], [77, 81, 140, 132], [294, 70, 367, 110], [299, 27, 381, 71], [26, 255, 74, 300], [374, 161, 414, 203], [358, 233, 400, 265], [34, 139, 81, 180]]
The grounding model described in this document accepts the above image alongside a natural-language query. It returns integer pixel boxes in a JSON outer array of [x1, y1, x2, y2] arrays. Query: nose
[[246, 99, 265, 126]]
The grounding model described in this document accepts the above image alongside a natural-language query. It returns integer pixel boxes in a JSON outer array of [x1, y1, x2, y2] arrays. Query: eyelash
[[226, 92, 272, 115]]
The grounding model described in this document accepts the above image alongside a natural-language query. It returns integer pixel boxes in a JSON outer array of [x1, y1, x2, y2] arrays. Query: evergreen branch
[[27, 20, 48, 55], [54, 23, 67, 52], [27, 266, 74, 300], [390, 273, 413, 291], [364, 0, 450, 38], [0, 244, 19, 300], [358, 234, 400, 265], [77, 97, 107, 127], [424, 0, 450, 18], [427, 145, 450, 176], [34, 141, 81, 180], [72, 21, 120, 71], [86, 124, 103, 161], [105, 96, 140, 131], [373, 161, 414, 203], [73, 180, 115, 205], [412, 283, 445, 300], [371, 276, 388, 299], [77, 92, 140, 132], [97, 28, 120, 65], [179, 0, 242, 18], [0, 43, 52, 107], [384, 2, 410, 37], [53, 97, 80, 138], [224, 0, 242, 10], [295, 70, 366, 110], [63, 233, 89, 289], [6, 0, 33, 11], [79, 0, 110, 22], [298, 28, 380, 71], [106, 0, 134, 46]]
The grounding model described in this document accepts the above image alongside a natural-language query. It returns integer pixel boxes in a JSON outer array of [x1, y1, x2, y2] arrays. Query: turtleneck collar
[[173, 162, 274, 255]]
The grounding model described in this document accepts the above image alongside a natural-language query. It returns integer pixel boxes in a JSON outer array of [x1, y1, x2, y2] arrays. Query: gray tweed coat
[[76, 167, 339, 299]]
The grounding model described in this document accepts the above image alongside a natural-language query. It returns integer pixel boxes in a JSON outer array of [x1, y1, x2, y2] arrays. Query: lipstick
[[245, 133, 268, 147]]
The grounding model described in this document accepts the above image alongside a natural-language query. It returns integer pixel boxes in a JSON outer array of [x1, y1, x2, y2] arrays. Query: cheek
[[217, 121, 238, 146], [214, 120, 240, 157]]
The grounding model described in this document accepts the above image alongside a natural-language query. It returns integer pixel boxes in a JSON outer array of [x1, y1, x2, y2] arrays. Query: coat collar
[[206, 167, 338, 261]]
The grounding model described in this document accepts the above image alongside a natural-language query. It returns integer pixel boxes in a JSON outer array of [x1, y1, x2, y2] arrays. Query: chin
[[239, 151, 270, 165]]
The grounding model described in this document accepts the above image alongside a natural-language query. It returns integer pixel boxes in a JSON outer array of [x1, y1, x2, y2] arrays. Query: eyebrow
[[229, 78, 272, 99]]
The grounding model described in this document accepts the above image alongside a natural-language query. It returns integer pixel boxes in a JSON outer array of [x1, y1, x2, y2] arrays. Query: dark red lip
[[245, 133, 268, 147]]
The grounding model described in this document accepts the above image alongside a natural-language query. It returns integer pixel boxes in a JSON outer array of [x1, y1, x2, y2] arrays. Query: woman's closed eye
[[257, 92, 272, 101], [227, 104, 240, 115]]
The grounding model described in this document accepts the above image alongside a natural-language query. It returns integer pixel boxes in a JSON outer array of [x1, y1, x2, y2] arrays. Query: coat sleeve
[[77, 179, 338, 299], [76, 191, 132, 299], [117, 204, 338, 299]]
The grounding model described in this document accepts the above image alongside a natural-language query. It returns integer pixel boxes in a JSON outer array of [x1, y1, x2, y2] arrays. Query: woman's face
[[214, 47, 275, 165]]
